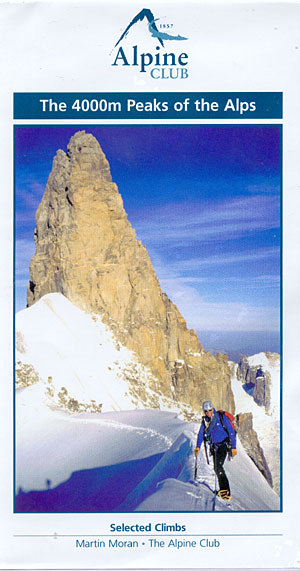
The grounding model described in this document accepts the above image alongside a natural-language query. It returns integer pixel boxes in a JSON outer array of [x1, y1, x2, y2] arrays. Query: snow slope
[[16, 387, 279, 512], [231, 353, 280, 495], [16, 293, 177, 414]]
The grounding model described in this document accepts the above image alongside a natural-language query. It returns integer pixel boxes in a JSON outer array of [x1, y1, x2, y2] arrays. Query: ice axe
[[194, 447, 199, 480]]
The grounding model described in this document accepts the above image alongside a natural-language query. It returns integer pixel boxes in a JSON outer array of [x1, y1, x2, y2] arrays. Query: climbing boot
[[217, 489, 231, 501]]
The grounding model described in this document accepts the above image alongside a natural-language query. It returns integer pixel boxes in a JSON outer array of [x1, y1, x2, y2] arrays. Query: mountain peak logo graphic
[[114, 8, 188, 48]]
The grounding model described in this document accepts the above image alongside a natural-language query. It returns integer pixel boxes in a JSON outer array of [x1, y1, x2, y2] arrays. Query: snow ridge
[[16, 293, 196, 418]]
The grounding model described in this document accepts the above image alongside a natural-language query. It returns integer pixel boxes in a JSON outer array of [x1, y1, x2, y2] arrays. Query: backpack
[[218, 410, 237, 437]]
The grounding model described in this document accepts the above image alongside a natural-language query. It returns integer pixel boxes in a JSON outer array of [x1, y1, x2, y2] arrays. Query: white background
[[1, 0, 300, 568]]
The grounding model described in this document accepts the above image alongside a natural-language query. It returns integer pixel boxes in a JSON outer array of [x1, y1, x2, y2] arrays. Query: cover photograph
[[14, 124, 281, 515], [0, 0, 300, 569]]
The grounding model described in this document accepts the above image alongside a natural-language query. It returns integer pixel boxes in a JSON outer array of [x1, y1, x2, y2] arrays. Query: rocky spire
[[27, 131, 234, 413]]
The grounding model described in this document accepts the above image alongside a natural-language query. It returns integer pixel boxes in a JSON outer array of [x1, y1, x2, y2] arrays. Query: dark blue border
[[13, 132, 16, 514]]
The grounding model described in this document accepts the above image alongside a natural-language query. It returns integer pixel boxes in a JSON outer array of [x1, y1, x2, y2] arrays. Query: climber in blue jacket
[[194, 401, 237, 500]]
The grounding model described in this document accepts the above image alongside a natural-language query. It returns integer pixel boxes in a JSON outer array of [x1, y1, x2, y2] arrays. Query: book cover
[[0, 0, 299, 568]]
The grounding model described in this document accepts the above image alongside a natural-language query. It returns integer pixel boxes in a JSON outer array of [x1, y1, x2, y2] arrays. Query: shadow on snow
[[15, 452, 164, 512]]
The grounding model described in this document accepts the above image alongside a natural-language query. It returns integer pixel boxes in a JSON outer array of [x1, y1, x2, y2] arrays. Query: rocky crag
[[232, 352, 280, 493], [237, 355, 273, 413], [27, 131, 234, 414], [236, 412, 273, 487]]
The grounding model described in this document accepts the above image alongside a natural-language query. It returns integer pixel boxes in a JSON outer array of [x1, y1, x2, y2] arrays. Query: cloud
[[148, 245, 280, 332], [133, 194, 280, 246], [16, 181, 44, 214], [161, 274, 280, 288], [168, 246, 280, 272], [15, 239, 35, 277], [15, 279, 30, 288], [246, 182, 280, 194], [159, 277, 279, 332]]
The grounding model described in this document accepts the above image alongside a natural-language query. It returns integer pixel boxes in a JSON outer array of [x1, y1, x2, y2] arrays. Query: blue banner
[[14, 92, 282, 120]]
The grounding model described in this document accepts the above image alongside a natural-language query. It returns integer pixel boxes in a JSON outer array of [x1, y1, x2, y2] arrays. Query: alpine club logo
[[111, 8, 189, 79], [114, 8, 188, 47]]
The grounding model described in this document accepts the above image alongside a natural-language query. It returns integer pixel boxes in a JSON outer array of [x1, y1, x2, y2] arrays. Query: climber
[[194, 400, 237, 501]]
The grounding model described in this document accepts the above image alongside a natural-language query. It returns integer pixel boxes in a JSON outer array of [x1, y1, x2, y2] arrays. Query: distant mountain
[[205, 348, 246, 364], [196, 330, 280, 362]]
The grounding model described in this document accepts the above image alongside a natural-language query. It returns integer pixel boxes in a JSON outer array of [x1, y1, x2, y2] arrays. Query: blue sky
[[15, 125, 281, 352]]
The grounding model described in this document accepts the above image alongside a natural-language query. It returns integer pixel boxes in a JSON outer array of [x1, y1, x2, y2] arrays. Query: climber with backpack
[[194, 400, 237, 501]]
